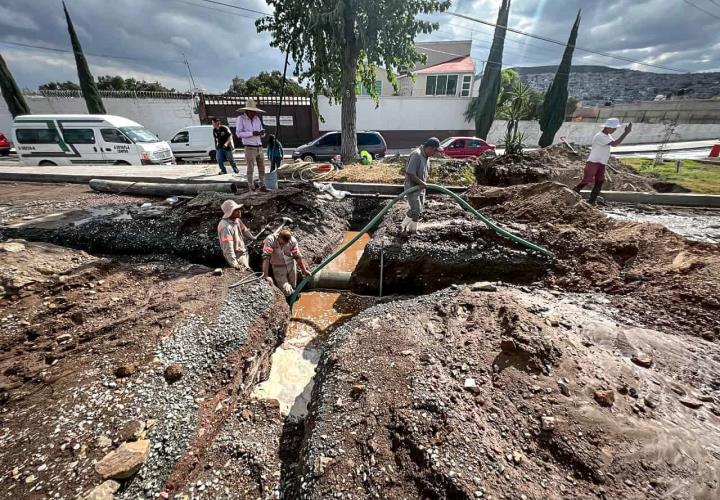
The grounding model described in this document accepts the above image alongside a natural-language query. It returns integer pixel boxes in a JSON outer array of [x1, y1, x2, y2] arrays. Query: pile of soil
[[467, 182, 720, 340], [352, 196, 549, 294], [473, 144, 658, 191], [293, 286, 720, 499]]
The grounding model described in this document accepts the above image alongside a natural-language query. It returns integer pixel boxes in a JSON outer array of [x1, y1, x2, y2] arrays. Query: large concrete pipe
[[89, 179, 238, 196], [307, 271, 353, 290]]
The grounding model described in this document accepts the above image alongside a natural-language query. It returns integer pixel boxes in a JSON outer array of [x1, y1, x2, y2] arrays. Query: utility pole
[[182, 53, 197, 93]]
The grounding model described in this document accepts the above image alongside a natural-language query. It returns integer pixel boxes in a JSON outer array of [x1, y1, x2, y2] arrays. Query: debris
[[94, 440, 151, 480], [594, 390, 615, 407], [631, 353, 653, 368], [644, 396, 659, 409], [163, 364, 184, 384], [464, 378, 481, 394], [81, 480, 121, 500], [114, 364, 137, 378], [558, 379, 571, 396], [471, 281, 497, 292], [351, 384, 367, 398], [679, 398, 704, 409], [541, 416, 556, 431], [213, 268, 223, 276], [95, 435, 112, 449], [119, 420, 146, 442]]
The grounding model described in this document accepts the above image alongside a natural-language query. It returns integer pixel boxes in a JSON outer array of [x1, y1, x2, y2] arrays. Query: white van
[[169, 125, 218, 162], [12, 114, 175, 166]]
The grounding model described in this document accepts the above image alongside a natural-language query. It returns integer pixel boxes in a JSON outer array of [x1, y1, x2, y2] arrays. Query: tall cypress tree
[[0, 52, 30, 117], [538, 11, 581, 148], [63, 1, 106, 114], [473, 0, 511, 139]]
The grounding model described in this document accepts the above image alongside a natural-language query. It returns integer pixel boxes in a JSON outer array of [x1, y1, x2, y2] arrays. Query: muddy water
[[252, 231, 372, 418], [605, 206, 720, 244]]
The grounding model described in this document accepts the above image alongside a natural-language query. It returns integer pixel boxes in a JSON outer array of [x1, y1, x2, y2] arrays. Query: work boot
[[401, 216, 412, 233], [407, 221, 418, 234]]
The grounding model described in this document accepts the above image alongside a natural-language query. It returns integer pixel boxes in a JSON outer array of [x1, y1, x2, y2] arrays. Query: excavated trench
[[2, 185, 719, 498]]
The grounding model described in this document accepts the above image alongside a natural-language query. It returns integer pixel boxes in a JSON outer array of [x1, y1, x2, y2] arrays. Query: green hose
[[289, 183, 553, 307]]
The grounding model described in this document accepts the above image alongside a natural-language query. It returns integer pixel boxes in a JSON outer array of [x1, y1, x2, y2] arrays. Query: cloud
[[0, 0, 717, 94]]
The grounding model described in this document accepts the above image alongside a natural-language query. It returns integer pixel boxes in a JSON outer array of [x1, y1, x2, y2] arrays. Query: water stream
[[251, 232, 372, 418]]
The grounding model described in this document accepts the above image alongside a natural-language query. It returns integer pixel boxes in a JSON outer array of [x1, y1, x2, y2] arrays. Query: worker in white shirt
[[235, 99, 267, 192], [218, 200, 255, 269]]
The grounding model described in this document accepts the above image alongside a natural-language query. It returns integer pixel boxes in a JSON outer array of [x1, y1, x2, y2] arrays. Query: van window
[[316, 133, 340, 147], [358, 133, 381, 146], [171, 131, 189, 143], [120, 126, 159, 143], [15, 129, 61, 144], [62, 128, 95, 144], [101, 128, 131, 144]]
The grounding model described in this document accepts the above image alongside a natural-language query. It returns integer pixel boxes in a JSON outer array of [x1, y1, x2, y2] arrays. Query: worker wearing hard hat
[[218, 200, 255, 269], [402, 137, 443, 234], [262, 229, 311, 297]]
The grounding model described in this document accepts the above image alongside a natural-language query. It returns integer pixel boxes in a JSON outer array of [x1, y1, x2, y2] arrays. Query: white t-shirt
[[587, 132, 614, 165]]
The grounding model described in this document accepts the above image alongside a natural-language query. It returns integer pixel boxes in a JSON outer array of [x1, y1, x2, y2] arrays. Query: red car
[[440, 136, 495, 158], [0, 133, 10, 156]]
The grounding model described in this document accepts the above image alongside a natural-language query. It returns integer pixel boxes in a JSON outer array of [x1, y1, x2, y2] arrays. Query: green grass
[[621, 158, 720, 194]]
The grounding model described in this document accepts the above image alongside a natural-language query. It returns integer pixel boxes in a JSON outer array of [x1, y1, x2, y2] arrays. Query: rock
[[679, 397, 703, 409], [0, 242, 26, 253], [631, 353, 653, 368], [163, 364, 184, 384], [594, 390, 615, 407], [512, 451, 523, 464], [471, 281, 497, 292], [114, 364, 137, 378], [351, 384, 366, 398], [81, 480, 121, 500], [698, 394, 715, 404], [95, 435, 113, 449], [56, 333, 73, 344], [558, 379, 570, 396], [94, 440, 150, 480], [541, 416, 556, 431], [119, 420, 146, 442], [644, 396, 659, 409], [240, 409, 254, 421], [313, 456, 333, 477], [464, 378, 481, 394], [213, 268, 223, 276]]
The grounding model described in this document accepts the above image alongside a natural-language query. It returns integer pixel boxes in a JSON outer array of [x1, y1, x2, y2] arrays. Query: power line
[[169, 0, 263, 20], [0, 39, 185, 63], [682, 0, 720, 20], [190, 0, 269, 16], [443, 11, 689, 73]]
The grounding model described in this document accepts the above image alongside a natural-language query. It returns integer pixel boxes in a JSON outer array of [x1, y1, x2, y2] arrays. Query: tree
[[63, 1, 106, 114], [473, 0, 511, 139], [538, 11, 581, 148], [96, 75, 175, 92], [257, 0, 450, 162], [0, 52, 30, 117], [39, 81, 81, 91], [497, 80, 534, 155], [227, 71, 308, 96]]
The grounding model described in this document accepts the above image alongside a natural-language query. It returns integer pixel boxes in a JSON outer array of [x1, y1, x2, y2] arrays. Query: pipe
[[289, 183, 554, 307], [307, 271, 353, 290], [89, 179, 238, 196]]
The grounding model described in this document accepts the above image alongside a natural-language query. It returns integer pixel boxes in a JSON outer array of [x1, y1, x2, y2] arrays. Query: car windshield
[[440, 138, 455, 147], [119, 126, 159, 143]]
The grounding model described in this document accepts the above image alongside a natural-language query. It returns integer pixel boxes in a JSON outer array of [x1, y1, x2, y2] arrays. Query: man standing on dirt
[[574, 118, 632, 204], [211, 117, 239, 175], [262, 229, 311, 297], [235, 99, 268, 192], [402, 137, 443, 234], [218, 200, 255, 270]]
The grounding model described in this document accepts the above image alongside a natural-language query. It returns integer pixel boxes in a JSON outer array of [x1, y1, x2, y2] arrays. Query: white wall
[[0, 96, 199, 140], [318, 96, 720, 146]]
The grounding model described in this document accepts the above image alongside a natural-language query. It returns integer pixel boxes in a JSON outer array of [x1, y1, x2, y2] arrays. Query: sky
[[0, 0, 718, 93]]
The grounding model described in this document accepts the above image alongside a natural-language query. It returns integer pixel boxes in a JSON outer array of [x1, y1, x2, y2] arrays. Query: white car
[[169, 125, 219, 162], [12, 114, 174, 166]]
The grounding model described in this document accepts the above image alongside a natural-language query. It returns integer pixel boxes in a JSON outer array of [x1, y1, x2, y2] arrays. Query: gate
[[198, 95, 319, 147]]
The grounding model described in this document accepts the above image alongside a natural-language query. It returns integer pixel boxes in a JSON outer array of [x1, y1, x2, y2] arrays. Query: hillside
[[512, 65, 720, 103]]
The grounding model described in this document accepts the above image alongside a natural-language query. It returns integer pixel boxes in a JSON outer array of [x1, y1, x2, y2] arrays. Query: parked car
[[292, 131, 387, 161], [169, 125, 218, 162], [12, 114, 174, 166], [0, 132, 10, 156], [440, 136, 495, 158]]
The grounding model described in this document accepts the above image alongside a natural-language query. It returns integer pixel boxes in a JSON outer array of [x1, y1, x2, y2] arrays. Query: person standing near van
[[266, 134, 283, 191], [235, 99, 267, 192], [574, 118, 632, 204], [211, 117, 239, 175]]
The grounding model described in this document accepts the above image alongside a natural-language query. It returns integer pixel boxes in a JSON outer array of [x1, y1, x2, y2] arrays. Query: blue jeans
[[216, 148, 238, 174]]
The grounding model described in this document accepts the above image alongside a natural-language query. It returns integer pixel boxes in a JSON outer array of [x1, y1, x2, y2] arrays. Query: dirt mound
[[473, 144, 657, 191], [467, 182, 720, 340], [293, 287, 720, 499], [352, 195, 549, 294], [2, 188, 354, 268]]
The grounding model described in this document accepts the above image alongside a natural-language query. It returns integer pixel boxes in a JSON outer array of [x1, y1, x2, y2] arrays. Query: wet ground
[[605, 205, 720, 244]]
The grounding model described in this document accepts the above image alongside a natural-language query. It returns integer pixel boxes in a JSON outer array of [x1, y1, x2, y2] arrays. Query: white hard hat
[[221, 199, 243, 218], [603, 117, 622, 129]]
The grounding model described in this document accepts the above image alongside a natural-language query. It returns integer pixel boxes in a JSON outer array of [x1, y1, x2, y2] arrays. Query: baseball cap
[[603, 118, 622, 129], [424, 137, 444, 151]]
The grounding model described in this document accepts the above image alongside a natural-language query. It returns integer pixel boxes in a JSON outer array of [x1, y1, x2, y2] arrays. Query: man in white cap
[[262, 229, 311, 297], [218, 200, 255, 269], [235, 99, 267, 192], [401, 137, 443, 234], [574, 118, 632, 204]]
